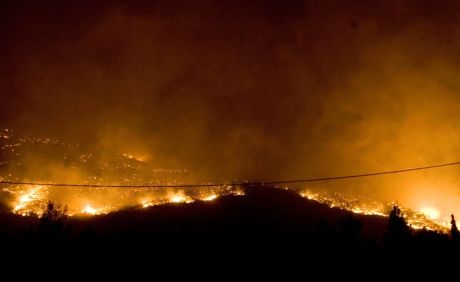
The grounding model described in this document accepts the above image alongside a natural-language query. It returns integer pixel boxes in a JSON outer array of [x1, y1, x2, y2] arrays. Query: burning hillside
[[0, 128, 244, 215], [0, 128, 454, 231]]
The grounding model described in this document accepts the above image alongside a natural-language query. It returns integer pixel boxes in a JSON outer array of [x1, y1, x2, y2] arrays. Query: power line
[[1, 161, 460, 188], [264, 161, 460, 185]]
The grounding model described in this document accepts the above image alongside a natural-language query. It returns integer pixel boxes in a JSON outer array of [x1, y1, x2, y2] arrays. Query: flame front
[[419, 207, 440, 220], [167, 190, 193, 203], [5, 183, 450, 232], [299, 189, 449, 231], [82, 205, 96, 215], [3, 184, 243, 217], [13, 185, 48, 216], [202, 194, 218, 201]]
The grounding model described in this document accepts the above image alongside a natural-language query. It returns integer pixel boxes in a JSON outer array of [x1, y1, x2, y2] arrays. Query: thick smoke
[[1, 0, 460, 217]]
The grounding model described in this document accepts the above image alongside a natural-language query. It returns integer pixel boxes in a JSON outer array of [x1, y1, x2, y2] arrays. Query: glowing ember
[[170, 195, 185, 203], [419, 207, 440, 220], [167, 190, 193, 204], [13, 186, 48, 216], [232, 189, 245, 196], [141, 199, 153, 208], [122, 153, 148, 162], [82, 205, 99, 215], [14, 188, 39, 211], [202, 194, 218, 201], [351, 207, 386, 217]]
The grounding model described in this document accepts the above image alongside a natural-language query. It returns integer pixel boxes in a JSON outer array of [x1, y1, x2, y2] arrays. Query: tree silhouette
[[451, 214, 459, 241], [39, 201, 68, 240], [385, 205, 412, 250]]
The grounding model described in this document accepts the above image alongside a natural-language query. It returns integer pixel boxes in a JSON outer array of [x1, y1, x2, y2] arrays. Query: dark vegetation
[[0, 185, 458, 265]]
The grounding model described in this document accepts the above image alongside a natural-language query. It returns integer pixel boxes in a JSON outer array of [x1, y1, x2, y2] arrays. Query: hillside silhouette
[[2, 185, 456, 261]]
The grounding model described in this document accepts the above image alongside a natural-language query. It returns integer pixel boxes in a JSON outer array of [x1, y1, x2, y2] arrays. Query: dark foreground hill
[[0, 185, 457, 269]]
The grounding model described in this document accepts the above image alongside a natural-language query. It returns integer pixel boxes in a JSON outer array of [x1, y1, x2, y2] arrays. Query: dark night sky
[[1, 0, 460, 211]]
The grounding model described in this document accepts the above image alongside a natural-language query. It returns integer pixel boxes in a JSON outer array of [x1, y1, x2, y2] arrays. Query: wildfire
[[1, 130, 248, 217], [170, 195, 186, 203], [1, 179, 449, 232], [167, 190, 193, 204], [141, 199, 154, 208], [82, 204, 99, 215], [232, 189, 245, 196], [13, 185, 48, 216], [0, 129, 455, 233], [138, 188, 240, 208], [122, 153, 148, 162], [202, 194, 218, 201], [419, 207, 440, 220], [299, 189, 449, 231]]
